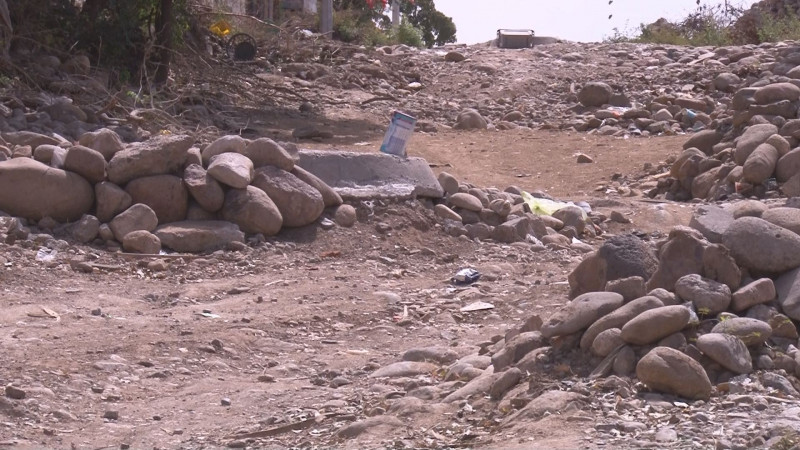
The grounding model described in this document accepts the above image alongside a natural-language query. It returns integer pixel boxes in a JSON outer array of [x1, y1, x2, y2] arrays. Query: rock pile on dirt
[[354, 197, 800, 446], [433, 171, 601, 249], [0, 130, 356, 253], [652, 45, 800, 201]]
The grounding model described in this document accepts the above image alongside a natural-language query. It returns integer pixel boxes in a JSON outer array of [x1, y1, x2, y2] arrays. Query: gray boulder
[[109, 203, 158, 242], [621, 305, 690, 345], [0, 158, 93, 222], [95, 181, 132, 223], [675, 274, 731, 317], [125, 175, 188, 224], [251, 166, 325, 228], [540, 292, 624, 339], [578, 82, 613, 107], [155, 220, 245, 253], [722, 217, 800, 273], [107, 134, 192, 185], [183, 164, 224, 213], [221, 186, 283, 236], [207, 152, 254, 189], [636, 346, 712, 400], [696, 333, 752, 374], [734, 124, 778, 165]]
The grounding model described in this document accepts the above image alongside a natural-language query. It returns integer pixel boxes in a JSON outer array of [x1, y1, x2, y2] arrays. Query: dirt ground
[[0, 118, 697, 449]]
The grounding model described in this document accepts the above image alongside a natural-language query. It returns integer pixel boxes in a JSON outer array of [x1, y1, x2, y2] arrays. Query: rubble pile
[[651, 43, 800, 202], [0, 130, 356, 254], [356, 199, 800, 448]]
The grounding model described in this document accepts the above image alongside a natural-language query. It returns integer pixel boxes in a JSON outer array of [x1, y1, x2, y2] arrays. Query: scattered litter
[[380, 111, 416, 157], [27, 306, 60, 321], [451, 268, 481, 285], [227, 286, 251, 295], [35, 248, 57, 263], [460, 301, 495, 312], [199, 310, 220, 319]]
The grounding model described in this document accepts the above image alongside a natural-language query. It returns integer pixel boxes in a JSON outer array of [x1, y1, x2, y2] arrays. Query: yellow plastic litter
[[210, 20, 232, 37], [521, 191, 586, 219]]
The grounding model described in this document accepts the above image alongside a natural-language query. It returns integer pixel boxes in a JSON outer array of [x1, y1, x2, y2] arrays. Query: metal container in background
[[496, 29, 535, 49]]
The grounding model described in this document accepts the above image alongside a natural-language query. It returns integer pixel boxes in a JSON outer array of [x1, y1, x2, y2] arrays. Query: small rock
[[4, 386, 25, 400]]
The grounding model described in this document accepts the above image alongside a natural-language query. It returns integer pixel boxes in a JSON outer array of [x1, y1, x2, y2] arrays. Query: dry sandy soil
[[0, 118, 696, 449]]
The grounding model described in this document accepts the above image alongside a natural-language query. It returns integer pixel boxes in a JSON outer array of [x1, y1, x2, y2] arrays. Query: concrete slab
[[297, 150, 444, 200]]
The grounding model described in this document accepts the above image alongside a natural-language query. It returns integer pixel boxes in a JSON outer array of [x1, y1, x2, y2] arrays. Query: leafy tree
[[400, 0, 456, 47], [334, 0, 455, 48]]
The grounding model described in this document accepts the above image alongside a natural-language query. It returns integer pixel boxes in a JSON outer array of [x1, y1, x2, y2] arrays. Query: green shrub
[[391, 21, 424, 48], [757, 12, 800, 43]]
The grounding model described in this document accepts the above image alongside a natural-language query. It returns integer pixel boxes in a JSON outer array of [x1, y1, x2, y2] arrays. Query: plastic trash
[[452, 268, 481, 285], [35, 248, 57, 263], [460, 301, 495, 312], [521, 191, 587, 220]]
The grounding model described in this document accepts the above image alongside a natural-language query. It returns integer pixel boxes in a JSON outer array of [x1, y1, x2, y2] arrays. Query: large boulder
[[569, 234, 657, 299], [647, 227, 706, 292], [731, 278, 776, 312], [734, 124, 778, 165], [621, 305, 691, 345], [2, 131, 60, 148], [453, 109, 488, 130], [540, 292, 624, 339], [155, 221, 245, 253], [761, 207, 800, 235], [0, 158, 93, 222], [754, 82, 800, 104], [742, 143, 779, 185], [291, 166, 342, 207], [64, 145, 107, 183], [689, 205, 733, 244], [711, 317, 772, 347], [78, 128, 125, 161], [95, 181, 133, 223], [108, 203, 158, 242], [251, 166, 324, 227], [722, 217, 800, 273], [183, 164, 224, 213], [777, 148, 800, 182], [125, 175, 188, 224], [683, 130, 723, 155], [578, 82, 613, 107], [207, 152, 254, 189], [221, 186, 283, 236], [636, 347, 712, 400], [580, 296, 664, 351], [107, 135, 192, 185], [122, 230, 162, 254], [241, 138, 295, 170], [674, 274, 731, 316], [696, 334, 752, 374], [776, 267, 800, 321], [201, 135, 248, 165]]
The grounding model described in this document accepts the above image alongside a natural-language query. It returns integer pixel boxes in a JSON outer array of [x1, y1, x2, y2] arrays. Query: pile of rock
[[568, 81, 718, 137], [0, 130, 353, 253], [432, 171, 599, 250], [367, 199, 800, 425], [659, 48, 800, 201]]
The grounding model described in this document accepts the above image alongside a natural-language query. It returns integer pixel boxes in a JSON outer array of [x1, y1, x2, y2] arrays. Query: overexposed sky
[[433, 0, 757, 44]]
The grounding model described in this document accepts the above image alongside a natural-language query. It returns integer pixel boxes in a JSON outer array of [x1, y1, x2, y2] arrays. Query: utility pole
[[391, 0, 400, 27], [321, 0, 333, 37]]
